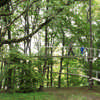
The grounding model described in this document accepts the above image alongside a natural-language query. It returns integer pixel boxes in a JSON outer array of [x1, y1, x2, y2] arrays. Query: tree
[[0, 0, 10, 8]]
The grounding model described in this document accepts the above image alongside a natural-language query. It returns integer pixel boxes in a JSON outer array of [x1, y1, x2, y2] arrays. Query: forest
[[0, 0, 100, 100]]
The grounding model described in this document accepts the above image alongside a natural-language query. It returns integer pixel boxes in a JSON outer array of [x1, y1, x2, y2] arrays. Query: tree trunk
[[42, 25, 48, 87], [0, 17, 2, 89], [58, 28, 65, 88], [50, 33, 53, 87], [88, 0, 93, 89], [67, 62, 69, 87], [47, 41, 49, 87], [58, 58, 63, 88], [42, 0, 49, 88], [20, 5, 33, 92], [6, 2, 13, 91]]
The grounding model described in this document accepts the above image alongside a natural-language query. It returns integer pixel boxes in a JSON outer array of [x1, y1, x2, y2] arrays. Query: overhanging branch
[[1, 0, 39, 38], [0, 0, 27, 16], [0, 16, 55, 46], [0, 0, 87, 46]]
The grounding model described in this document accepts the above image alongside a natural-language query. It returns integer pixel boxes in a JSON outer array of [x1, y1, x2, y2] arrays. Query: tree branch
[[0, 0, 87, 46], [0, 0, 26, 16], [0, 17, 54, 46], [1, 0, 39, 38]]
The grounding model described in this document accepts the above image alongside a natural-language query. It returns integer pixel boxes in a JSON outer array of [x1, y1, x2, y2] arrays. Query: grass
[[0, 92, 53, 100], [0, 86, 100, 100], [0, 93, 87, 100]]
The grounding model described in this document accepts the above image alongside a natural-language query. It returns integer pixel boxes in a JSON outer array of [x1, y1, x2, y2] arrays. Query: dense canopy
[[0, 0, 100, 93]]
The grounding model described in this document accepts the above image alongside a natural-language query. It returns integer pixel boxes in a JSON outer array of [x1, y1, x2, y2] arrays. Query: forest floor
[[42, 86, 100, 100], [0, 86, 100, 100]]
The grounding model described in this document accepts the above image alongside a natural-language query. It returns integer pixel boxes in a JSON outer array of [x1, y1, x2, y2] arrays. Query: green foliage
[[0, 0, 99, 92], [1, 48, 42, 92]]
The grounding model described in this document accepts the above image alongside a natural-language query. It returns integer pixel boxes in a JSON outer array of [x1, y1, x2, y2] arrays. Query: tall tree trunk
[[0, 17, 2, 89], [37, 33, 43, 89], [47, 39, 49, 87], [88, 0, 93, 89], [67, 61, 69, 87], [58, 58, 63, 88], [42, 25, 48, 87], [1, 9, 8, 90], [50, 33, 53, 87], [42, 0, 49, 88], [58, 29, 65, 88], [21, 3, 32, 92], [7, 2, 13, 91]]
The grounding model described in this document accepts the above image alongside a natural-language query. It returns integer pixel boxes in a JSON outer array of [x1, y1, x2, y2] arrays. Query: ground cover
[[0, 86, 100, 100]]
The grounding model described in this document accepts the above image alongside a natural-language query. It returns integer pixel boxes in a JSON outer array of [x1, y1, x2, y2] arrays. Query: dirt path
[[42, 86, 100, 100]]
